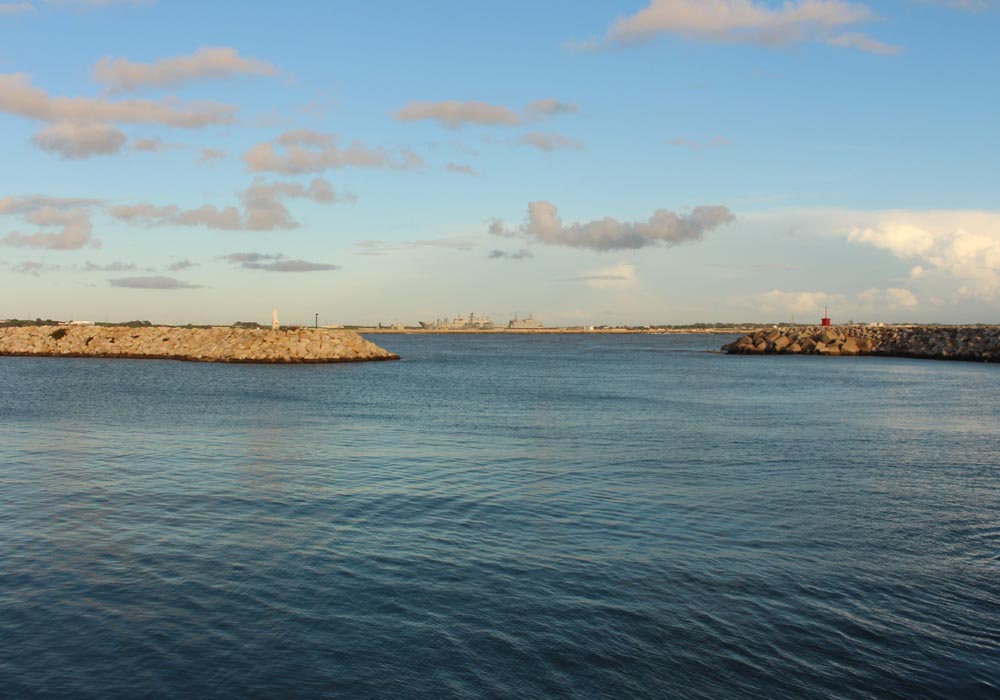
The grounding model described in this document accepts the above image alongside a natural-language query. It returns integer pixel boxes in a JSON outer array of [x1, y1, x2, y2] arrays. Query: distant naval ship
[[419, 312, 495, 330], [507, 314, 543, 329]]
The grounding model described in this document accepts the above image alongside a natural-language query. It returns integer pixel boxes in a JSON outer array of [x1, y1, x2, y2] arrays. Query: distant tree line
[[1, 318, 61, 327]]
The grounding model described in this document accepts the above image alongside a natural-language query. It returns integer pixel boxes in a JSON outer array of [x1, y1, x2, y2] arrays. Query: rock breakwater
[[723, 325, 1000, 362], [0, 325, 399, 364]]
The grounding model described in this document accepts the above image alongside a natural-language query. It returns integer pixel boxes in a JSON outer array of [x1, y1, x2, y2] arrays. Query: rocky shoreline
[[722, 325, 1000, 362], [0, 325, 399, 364]]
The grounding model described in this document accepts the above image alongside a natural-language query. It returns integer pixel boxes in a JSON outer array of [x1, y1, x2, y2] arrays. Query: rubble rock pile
[[722, 325, 1000, 362], [0, 325, 399, 364]]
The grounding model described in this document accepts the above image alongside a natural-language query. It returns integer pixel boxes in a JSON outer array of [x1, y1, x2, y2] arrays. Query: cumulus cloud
[[0, 72, 236, 127], [109, 176, 352, 231], [488, 249, 532, 260], [94, 47, 279, 94], [493, 201, 735, 251], [32, 121, 127, 158], [243, 129, 421, 174], [395, 98, 579, 129], [579, 0, 898, 54], [109, 275, 200, 289], [0, 2, 34, 14], [847, 211, 1000, 299], [220, 252, 339, 272], [518, 131, 584, 152], [0, 195, 100, 249], [445, 162, 478, 175]]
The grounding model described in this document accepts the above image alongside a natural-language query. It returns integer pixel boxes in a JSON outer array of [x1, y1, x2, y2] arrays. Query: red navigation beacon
[[821, 306, 832, 327]]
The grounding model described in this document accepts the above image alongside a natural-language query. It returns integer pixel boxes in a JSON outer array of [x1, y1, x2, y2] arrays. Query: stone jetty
[[0, 325, 399, 364], [723, 325, 1000, 362]]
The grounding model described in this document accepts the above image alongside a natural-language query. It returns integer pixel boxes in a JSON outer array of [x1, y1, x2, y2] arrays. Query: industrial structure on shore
[[419, 313, 495, 331]]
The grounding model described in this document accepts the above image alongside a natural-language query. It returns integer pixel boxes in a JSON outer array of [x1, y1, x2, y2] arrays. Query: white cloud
[[581, 0, 898, 54], [518, 131, 584, 152], [94, 47, 279, 94], [847, 211, 1000, 299], [0, 195, 100, 249], [494, 201, 735, 251], [32, 121, 126, 158], [243, 129, 422, 174], [109, 177, 352, 231], [0, 72, 236, 127]]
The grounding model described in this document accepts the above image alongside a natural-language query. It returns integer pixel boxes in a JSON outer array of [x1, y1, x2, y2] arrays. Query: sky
[[0, 0, 998, 326]]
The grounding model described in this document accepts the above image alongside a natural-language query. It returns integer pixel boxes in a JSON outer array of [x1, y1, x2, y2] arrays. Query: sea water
[[1, 333, 998, 699]]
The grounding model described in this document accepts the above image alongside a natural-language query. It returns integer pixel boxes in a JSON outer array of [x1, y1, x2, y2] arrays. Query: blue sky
[[1, 0, 998, 325]]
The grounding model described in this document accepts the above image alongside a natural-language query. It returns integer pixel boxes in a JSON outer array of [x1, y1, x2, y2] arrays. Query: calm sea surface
[[1, 333, 998, 699]]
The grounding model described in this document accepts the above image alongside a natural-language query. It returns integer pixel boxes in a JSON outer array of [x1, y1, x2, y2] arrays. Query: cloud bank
[[94, 47, 279, 94], [0, 73, 236, 127], [847, 211, 1000, 299], [243, 129, 422, 174], [0, 195, 100, 249], [110, 177, 351, 231], [580, 0, 899, 54], [494, 201, 735, 251], [109, 276, 200, 289], [32, 121, 127, 158], [220, 252, 339, 272]]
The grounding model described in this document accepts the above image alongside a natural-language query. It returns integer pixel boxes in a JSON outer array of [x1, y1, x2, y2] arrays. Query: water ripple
[[1, 335, 999, 699]]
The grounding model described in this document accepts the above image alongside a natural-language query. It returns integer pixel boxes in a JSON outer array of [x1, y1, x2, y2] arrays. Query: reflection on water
[[1, 334, 998, 699]]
